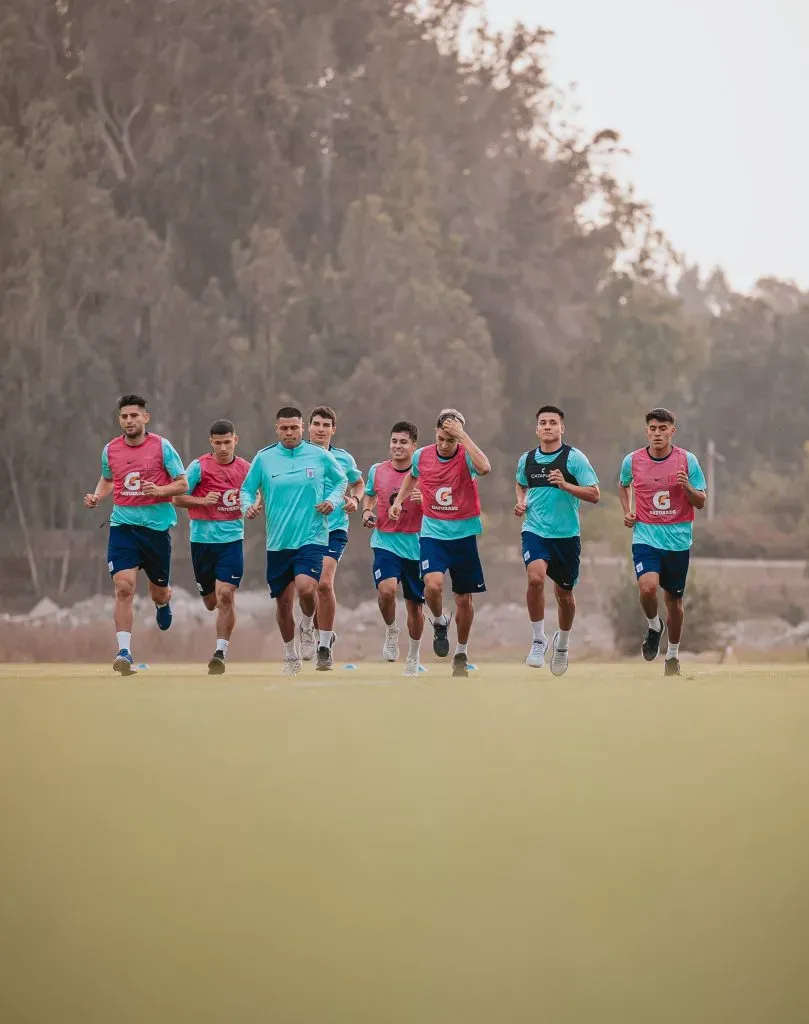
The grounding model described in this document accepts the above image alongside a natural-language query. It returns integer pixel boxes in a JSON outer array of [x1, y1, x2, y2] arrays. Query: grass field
[[1, 661, 808, 1024]]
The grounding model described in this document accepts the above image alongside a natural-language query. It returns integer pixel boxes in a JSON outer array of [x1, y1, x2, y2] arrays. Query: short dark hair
[[309, 405, 337, 426], [391, 421, 418, 442], [536, 405, 564, 421], [118, 394, 147, 410], [645, 407, 676, 425], [210, 419, 235, 436], [276, 406, 302, 420]]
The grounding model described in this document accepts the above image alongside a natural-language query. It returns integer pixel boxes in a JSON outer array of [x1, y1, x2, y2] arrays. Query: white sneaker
[[404, 656, 419, 677], [549, 631, 569, 676], [525, 637, 548, 668], [299, 624, 317, 661], [282, 656, 302, 676], [382, 622, 400, 662]]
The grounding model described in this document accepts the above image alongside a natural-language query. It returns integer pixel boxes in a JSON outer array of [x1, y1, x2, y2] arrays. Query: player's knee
[[557, 587, 575, 608], [424, 579, 442, 602], [114, 578, 135, 601], [377, 579, 397, 601], [638, 577, 657, 600], [217, 587, 235, 608], [526, 568, 546, 590], [316, 577, 333, 599], [202, 593, 218, 612], [455, 592, 473, 612]]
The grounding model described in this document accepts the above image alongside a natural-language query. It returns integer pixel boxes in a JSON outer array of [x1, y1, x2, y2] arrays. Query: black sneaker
[[642, 624, 665, 662], [664, 657, 681, 677], [452, 653, 469, 677], [208, 650, 226, 675], [432, 618, 450, 658], [316, 645, 334, 671]]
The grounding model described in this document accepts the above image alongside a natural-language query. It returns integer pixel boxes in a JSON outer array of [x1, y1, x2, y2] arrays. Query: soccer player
[[514, 406, 600, 675], [83, 394, 187, 675], [305, 406, 364, 659], [362, 421, 425, 676], [240, 407, 347, 674], [618, 408, 706, 676], [173, 419, 251, 675], [390, 409, 490, 677]]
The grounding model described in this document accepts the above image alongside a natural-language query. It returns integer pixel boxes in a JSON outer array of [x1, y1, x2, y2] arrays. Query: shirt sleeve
[[161, 439, 186, 478], [240, 454, 263, 513], [365, 464, 378, 496], [410, 448, 422, 479], [324, 451, 348, 508], [687, 452, 707, 490], [345, 453, 363, 485], [619, 454, 634, 486], [570, 449, 599, 486], [516, 453, 528, 486], [185, 459, 201, 494], [465, 451, 479, 479], [101, 445, 112, 480]]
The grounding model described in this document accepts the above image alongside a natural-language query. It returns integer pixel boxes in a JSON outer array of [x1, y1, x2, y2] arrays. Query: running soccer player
[[514, 406, 600, 675], [618, 408, 706, 676], [305, 406, 364, 659], [240, 407, 347, 674], [390, 409, 490, 677], [173, 420, 251, 675], [362, 421, 425, 676], [83, 394, 187, 675]]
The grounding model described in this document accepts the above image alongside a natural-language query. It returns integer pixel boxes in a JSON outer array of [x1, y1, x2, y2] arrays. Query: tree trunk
[[5, 453, 41, 597]]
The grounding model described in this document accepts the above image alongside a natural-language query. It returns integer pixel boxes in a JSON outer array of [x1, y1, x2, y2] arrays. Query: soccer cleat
[[664, 657, 681, 677], [452, 652, 469, 677], [299, 623, 317, 661], [113, 650, 136, 675], [642, 623, 664, 662], [208, 650, 226, 675], [549, 631, 569, 677], [404, 656, 420, 677], [432, 618, 450, 658], [316, 645, 334, 671], [525, 638, 548, 669], [155, 603, 172, 631], [382, 623, 401, 662], [282, 656, 302, 676]]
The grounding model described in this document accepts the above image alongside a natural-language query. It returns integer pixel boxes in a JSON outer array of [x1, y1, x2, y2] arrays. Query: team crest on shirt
[[306, 467, 315, 478]]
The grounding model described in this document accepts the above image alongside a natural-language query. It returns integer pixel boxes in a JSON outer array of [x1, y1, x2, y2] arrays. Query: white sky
[[483, 0, 809, 292]]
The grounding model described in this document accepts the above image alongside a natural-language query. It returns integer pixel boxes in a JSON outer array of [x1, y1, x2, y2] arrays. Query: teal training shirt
[[324, 445, 363, 533], [102, 437, 185, 531], [516, 446, 599, 539], [240, 442, 347, 551]]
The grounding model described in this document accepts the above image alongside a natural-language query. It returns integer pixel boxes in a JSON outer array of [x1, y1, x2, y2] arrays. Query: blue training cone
[[417, 664, 429, 673], [342, 664, 358, 670], [467, 663, 478, 671]]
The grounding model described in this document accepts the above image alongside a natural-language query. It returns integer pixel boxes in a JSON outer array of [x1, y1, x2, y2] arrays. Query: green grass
[[1, 662, 808, 1023]]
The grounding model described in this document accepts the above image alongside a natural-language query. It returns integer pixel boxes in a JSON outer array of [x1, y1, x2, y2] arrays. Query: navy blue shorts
[[325, 529, 349, 562], [521, 532, 581, 590], [190, 540, 244, 597], [419, 535, 486, 595], [632, 543, 690, 598], [107, 525, 171, 586], [373, 548, 425, 604], [266, 544, 328, 599]]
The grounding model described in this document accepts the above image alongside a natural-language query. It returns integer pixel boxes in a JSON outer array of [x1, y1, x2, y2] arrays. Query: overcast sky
[[483, 0, 808, 292]]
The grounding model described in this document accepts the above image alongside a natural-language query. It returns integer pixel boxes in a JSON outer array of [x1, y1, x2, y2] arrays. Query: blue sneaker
[[113, 650, 136, 675], [155, 603, 172, 631]]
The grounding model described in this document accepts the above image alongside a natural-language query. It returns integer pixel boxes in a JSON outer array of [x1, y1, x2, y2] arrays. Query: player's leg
[[633, 544, 665, 661], [206, 541, 243, 674], [373, 549, 402, 661], [402, 558, 426, 676], [448, 537, 486, 677], [420, 537, 452, 657], [660, 550, 689, 677], [292, 545, 332, 670], [139, 526, 173, 631], [547, 537, 580, 677], [107, 525, 141, 674], [316, 555, 338, 634], [191, 542, 219, 665], [523, 532, 550, 668], [267, 551, 299, 674]]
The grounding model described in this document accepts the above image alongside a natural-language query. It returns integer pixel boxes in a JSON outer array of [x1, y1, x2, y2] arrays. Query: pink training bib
[[187, 453, 250, 521], [630, 446, 694, 525], [374, 460, 424, 534], [107, 433, 172, 507], [417, 444, 481, 520]]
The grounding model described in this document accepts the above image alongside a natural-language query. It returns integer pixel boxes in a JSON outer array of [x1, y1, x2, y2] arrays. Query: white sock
[[386, 621, 399, 633], [556, 629, 571, 652], [531, 619, 545, 642], [433, 613, 449, 626], [301, 613, 314, 630], [647, 616, 662, 632], [156, 602, 169, 609], [455, 642, 468, 656], [216, 639, 229, 655], [319, 630, 334, 649], [408, 637, 421, 659], [116, 631, 132, 652], [666, 642, 680, 660], [283, 640, 297, 658]]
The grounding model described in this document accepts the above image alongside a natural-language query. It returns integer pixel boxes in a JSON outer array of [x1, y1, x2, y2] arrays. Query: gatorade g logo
[[652, 490, 671, 513], [435, 486, 453, 507], [222, 489, 239, 508], [122, 471, 141, 496]]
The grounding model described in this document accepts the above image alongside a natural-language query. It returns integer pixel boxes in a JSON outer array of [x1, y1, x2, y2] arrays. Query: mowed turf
[[1, 662, 808, 1024]]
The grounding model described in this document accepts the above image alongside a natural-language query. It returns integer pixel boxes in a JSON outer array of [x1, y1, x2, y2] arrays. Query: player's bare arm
[[514, 481, 527, 517], [390, 472, 417, 520], [618, 482, 636, 527], [440, 417, 491, 475], [344, 477, 365, 514], [547, 469, 600, 504], [142, 475, 187, 499], [173, 491, 221, 508], [677, 470, 706, 509], [84, 477, 114, 508], [362, 493, 378, 528]]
